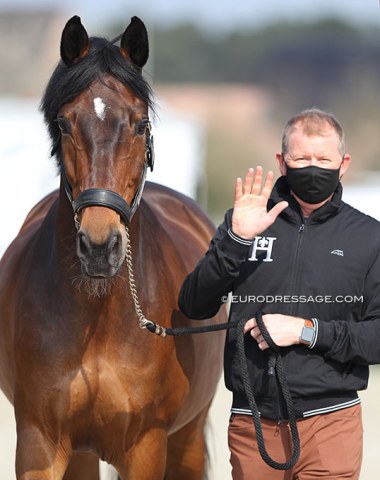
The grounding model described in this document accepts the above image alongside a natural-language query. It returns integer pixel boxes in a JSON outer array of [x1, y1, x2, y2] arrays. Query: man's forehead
[[287, 125, 341, 156], [291, 120, 337, 137]]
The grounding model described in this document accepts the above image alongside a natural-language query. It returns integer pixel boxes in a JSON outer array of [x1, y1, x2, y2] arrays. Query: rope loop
[[236, 316, 300, 470]]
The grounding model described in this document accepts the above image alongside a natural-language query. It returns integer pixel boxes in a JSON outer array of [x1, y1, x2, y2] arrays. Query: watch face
[[301, 326, 314, 343]]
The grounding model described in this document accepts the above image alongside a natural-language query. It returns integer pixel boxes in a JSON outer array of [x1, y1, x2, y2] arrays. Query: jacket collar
[[269, 176, 343, 224]]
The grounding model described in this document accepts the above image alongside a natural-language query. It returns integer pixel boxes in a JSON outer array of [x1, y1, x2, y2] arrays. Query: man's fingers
[[234, 177, 243, 202], [261, 170, 274, 198], [236, 166, 273, 200], [251, 166, 263, 196], [267, 200, 289, 222], [258, 340, 269, 351], [244, 319, 269, 350], [243, 168, 255, 195], [243, 318, 256, 333]]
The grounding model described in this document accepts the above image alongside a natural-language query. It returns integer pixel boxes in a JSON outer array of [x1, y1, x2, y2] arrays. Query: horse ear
[[60, 16, 90, 66], [120, 16, 149, 68]]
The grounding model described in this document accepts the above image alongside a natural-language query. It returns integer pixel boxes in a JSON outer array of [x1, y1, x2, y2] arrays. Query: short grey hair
[[281, 108, 345, 157]]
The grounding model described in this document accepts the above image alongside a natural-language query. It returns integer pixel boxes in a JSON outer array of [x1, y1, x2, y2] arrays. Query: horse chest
[[64, 340, 178, 419], [59, 347, 185, 454]]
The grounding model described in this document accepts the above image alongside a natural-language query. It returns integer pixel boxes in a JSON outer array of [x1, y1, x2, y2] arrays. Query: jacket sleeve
[[178, 210, 252, 319], [313, 245, 380, 365]]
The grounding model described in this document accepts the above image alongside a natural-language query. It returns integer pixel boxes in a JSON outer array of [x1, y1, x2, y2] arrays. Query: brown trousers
[[228, 404, 363, 480]]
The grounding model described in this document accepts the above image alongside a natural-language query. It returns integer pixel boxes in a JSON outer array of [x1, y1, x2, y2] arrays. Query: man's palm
[[231, 167, 288, 240]]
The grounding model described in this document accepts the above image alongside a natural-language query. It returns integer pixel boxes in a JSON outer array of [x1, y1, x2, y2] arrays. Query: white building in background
[[0, 97, 57, 255], [150, 98, 206, 199], [0, 97, 205, 257], [343, 180, 380, 221]]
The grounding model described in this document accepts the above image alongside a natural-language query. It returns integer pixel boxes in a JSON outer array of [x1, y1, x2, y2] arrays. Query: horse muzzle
[[76, 226, 125, 278], [60, 152, 151, 278]]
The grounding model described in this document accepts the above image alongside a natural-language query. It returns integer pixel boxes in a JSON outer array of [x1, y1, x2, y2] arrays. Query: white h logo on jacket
[[249, 236, 276, 262]]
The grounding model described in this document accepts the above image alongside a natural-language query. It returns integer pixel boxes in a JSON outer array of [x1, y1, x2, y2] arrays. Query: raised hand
[[231, 166, 288, 240]]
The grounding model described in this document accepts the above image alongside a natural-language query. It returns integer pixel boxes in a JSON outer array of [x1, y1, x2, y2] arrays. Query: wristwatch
[[299, 319, 315, 346]]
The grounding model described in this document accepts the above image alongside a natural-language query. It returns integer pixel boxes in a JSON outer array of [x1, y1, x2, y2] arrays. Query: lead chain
[[124, 226, 167, 337]]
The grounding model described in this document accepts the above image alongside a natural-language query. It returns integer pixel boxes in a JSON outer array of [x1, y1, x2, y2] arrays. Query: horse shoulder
[[142, 182, 215, 260], [19, 190, 59, 232], [0, 189, 59, 276]]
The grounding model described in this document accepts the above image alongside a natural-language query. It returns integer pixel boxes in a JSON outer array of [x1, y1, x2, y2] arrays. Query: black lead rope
[[236, 313, 300, 470], [145, 312, 301, 470], [145, 319, 240, 336]]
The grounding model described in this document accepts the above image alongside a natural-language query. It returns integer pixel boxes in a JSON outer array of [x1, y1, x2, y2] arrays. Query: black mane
[[40, 36, 154, 167]]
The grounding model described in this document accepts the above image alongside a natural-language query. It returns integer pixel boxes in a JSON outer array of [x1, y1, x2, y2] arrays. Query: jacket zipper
[[289, 220, 306, 316], [274, 219, 306, 421]]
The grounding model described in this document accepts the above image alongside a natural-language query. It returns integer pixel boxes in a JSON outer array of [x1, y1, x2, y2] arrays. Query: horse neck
[[125, 207, 146, 277], [54, 181, 79, 256]]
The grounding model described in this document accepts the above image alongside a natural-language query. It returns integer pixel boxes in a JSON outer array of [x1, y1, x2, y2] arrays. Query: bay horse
[[0, 16, 225, 480]]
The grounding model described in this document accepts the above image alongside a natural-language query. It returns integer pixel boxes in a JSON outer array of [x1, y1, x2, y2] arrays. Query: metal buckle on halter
[[74, 213, 80, 231]]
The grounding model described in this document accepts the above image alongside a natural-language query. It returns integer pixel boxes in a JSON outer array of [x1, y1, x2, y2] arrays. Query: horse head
[[41, 16, 154, 281]]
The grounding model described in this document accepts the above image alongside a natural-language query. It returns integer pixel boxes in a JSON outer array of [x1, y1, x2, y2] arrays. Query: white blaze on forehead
[[94, 97, 106, 121]]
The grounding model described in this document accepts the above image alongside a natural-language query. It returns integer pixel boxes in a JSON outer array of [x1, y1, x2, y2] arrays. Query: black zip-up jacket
[[179, 177, 380, 420]]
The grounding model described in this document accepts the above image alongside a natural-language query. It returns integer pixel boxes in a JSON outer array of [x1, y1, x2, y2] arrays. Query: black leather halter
[[62, 123, 154, 227]]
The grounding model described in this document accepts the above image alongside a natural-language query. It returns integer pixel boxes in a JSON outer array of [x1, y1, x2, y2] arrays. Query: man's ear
[[339, 154, 351, 179], [276, 152, 287, 176]]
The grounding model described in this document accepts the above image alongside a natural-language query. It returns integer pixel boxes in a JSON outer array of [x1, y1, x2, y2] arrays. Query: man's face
[[277, 123, 350, 177]]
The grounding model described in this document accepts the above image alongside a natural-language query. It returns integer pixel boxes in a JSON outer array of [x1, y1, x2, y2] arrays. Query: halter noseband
[[62, 122, 154, 227]]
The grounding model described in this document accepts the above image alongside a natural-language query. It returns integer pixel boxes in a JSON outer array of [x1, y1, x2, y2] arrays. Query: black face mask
[[286, 165, 340, 204]]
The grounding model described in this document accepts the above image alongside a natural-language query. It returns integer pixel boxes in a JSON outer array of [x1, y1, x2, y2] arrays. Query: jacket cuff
[[217, 228, 253, 259], [312, 318, 335, 352]]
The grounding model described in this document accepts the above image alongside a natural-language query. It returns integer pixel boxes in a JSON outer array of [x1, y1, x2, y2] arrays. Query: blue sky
[[0, 0, 379, 32]]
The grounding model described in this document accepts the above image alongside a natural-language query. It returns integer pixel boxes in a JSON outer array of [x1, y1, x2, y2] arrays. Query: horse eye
[[57, 117, 71, 135], [136, 119, 149, 135]]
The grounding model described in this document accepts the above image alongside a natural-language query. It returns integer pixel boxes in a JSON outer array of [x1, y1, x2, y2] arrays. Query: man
[[179, 108, 380, 479]]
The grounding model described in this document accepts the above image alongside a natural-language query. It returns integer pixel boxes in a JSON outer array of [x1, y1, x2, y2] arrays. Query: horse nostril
[[107, 233, 122, 265], [76, 230, 123, 272], [77, 231, 92, 259]]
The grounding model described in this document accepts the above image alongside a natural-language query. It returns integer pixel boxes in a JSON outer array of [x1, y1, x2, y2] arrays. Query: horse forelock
[[39, 36, 155, 167]]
